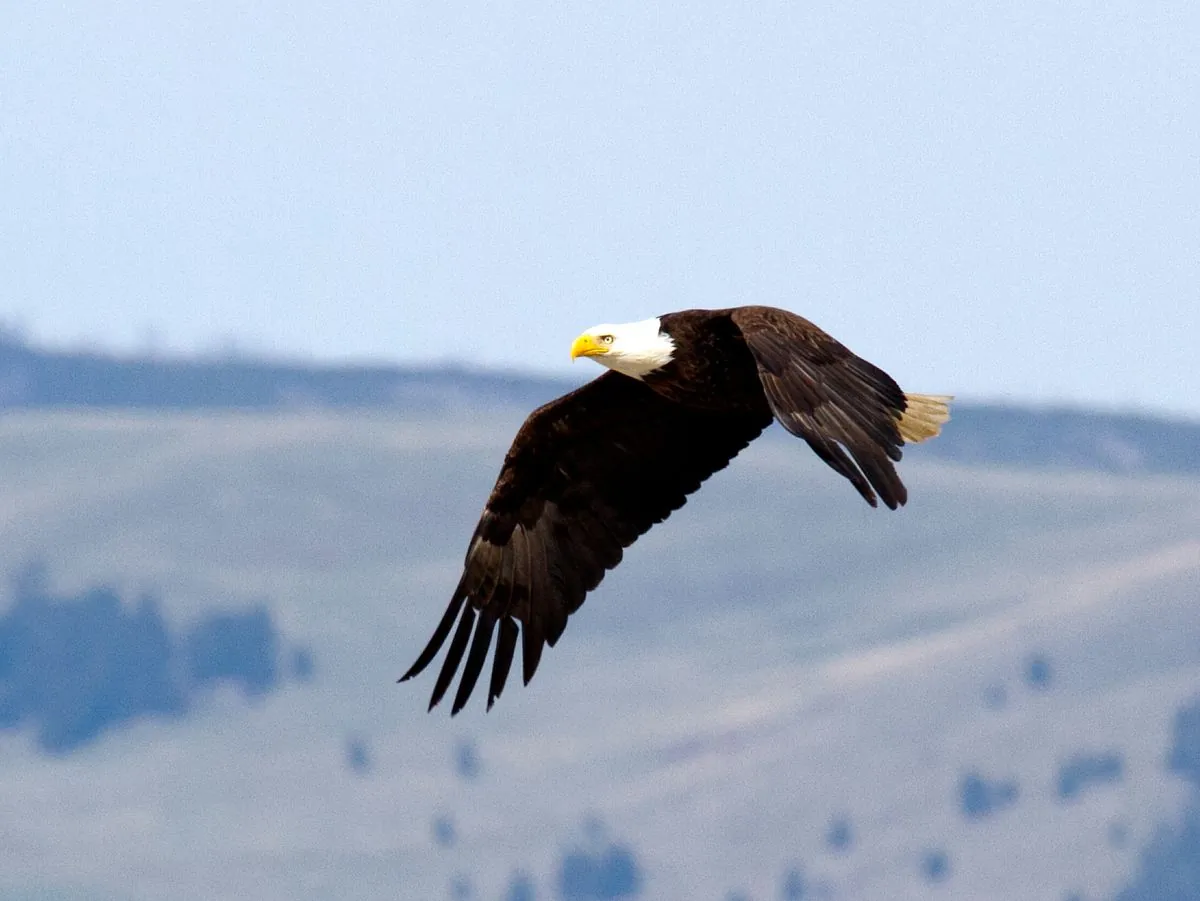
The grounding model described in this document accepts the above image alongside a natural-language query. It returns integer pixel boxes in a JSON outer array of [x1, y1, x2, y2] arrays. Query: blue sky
[[3, 2, 1198, 416]]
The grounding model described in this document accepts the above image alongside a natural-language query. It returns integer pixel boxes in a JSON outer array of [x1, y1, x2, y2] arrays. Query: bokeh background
[[2, 3, 1199, 900]]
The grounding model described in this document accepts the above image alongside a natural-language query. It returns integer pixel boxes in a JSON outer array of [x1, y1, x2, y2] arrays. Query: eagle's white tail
[[898, 393, 953, 443]]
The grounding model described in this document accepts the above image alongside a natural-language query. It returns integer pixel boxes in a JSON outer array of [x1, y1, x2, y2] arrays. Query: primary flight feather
[[400, 306, 951, 715]]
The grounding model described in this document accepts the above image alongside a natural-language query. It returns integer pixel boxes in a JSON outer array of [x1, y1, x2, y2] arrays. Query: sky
[[2, 2, 1198, 417]]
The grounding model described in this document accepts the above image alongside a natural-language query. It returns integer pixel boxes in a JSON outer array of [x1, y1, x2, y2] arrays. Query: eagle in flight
[[400, 306, 951, 714]]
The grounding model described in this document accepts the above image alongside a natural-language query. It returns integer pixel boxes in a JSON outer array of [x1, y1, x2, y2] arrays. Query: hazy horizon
[[4, 327, 1200, 427]]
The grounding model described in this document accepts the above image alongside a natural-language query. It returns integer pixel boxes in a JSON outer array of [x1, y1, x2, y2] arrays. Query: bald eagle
[[400, 306, 951, 714]]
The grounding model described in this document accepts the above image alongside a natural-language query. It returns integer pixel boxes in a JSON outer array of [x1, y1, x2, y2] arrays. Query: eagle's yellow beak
[[570, 333, 609, 360]]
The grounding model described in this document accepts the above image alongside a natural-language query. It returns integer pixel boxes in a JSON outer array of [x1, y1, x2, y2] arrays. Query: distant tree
[[345, 734, 371, 775], [504, 870, 536, 901], [960, 772, 989, 817], [920, 849, 950, 884], [289, 645, 316, 683], [1113, 699, 1200, 900], [0, 582, 187, 753], [1112, 796, 1200, 900], [1109, 819, 1129, 849], [9, 558, 48, 598], [0, 589, 50, 729], [0, 568, 300, 754], [1168, 696, 1200, 786], [982, 682, 1008, 711], [38, 586, 169, 752], [123, 594, 187, 718], [825, 816, 853, 853], [1057, 751, 1124, 801], [456, 738, 481, 781], [959, 770, 1019, 820], [185, 606, 278, 697], [781, 866, 806, 899], [449, 874, 473, 900], [556, 820, 643, 900], [557, 844, 642, 900], [432, 814, 456, 849], [1025, 653, 1053, 691]]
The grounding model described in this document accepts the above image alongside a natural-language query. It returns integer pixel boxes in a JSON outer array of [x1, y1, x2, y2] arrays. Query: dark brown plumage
[[399, 306, 950, 714]]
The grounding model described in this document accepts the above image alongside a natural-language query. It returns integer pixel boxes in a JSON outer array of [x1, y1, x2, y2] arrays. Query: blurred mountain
[[0, 371, 1198, 899], [0, 330, 1196, 475], [0, 330, 559, 413]]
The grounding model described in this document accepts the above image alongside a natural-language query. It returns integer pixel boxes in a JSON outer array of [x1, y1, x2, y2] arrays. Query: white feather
[[580, 317, 675, 379]]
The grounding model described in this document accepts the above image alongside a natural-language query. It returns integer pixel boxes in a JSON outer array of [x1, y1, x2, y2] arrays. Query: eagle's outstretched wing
[[731, 305, 951, 510], [399, 371, 769, 715]]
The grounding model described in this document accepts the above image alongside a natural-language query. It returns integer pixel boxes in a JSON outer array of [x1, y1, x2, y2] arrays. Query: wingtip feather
[[487, 618, 519, 711], [451, 611, 497, 716], [428, 606, 476, 713], [399, 586, 469, 684]]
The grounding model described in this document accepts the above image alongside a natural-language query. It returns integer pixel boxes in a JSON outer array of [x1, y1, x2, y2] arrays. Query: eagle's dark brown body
[[399, 306, 948, 715], [645, 309, 772, 412]]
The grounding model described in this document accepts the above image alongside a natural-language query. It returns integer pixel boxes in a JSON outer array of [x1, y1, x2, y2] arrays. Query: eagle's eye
[[599, 335, 614, 344]]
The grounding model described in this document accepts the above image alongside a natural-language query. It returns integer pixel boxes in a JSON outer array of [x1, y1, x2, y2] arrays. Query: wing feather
[[428, 606, 476, 712], [521, 523, 550, 685], [452, 609, 497, 715], [731, 306, 934, 510], [488, 616, 520, 709], [402, 370, 768, 713], [398, 584, 467, 683]]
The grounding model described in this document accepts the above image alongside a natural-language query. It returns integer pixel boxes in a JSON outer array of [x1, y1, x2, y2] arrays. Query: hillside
[[0, 408, 1198, 900], [1, 332, 1198, 476]]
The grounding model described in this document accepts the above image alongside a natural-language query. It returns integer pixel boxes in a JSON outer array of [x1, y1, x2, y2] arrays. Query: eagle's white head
[[569, 317, 676, 379]]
